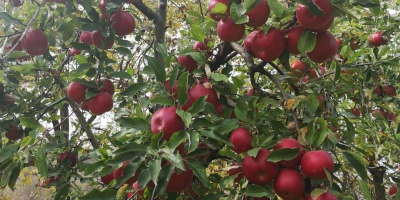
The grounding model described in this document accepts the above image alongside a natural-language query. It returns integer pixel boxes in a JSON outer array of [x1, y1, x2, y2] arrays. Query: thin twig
[[36, 97, 67, 120]]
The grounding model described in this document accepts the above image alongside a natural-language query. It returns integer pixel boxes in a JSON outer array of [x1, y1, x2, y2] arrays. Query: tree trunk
[[154, 0, 167, 64], [368, 166, 386, 200]]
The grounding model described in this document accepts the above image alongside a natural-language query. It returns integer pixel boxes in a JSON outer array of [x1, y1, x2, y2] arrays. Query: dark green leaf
[[343, 151, 367, 180], [144, 55, 166, 83], [8, 164, 21, 191], [0, 12, 17, 24], [187, 131, 200, 154], [359, 180, 372, 200], [120, 83, 148, 96], [176, 109, 192, 128], [188, 96, 206, 115], [71, 42, 91, 50], [311, 118, 329, 147], [168, 131, 187, 151], [79, 188, 117, 200], [187, 158, 211, 188], [149, 158, 162, 185], [0, 144, 18, 163], [114, 143, 147, 154], [35, 147, 48, 178], [244, 185, 274, 198], [116, 47, 132, 56], [266, 0, 283, 18], [178, 72, 189, 105], [302, 94, 319, 114], [116, 117, 150, 131], [109, 71, 132, 79], [19, 117, 43, 129], [155, 164, 174, 195], [151, 96, 174, 106], [344, 117, 356, 144], [266, 148, 300, 162], [137, 169, 151, 189], [162, 151, 185, 171], [84, 161, 104, 176], [115, 160, 143, 187], [200, 130, 233, 147]]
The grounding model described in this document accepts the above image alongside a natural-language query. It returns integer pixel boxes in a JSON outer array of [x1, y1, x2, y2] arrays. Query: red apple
[[384, 85, 396, 97], [247, 88, 259, 96], [150, 106, 185, 140], [385, 112, 395, 121], [21, 29, 48, 56], [372, 109, 384, 117], [59, 151, 77, 167], [317, 94, 325, 110], [307, 192, 338, 200], [98, 78, 115, 96], [296, 0, 333, 30], [178, 55, 198, 72], [336, 38, 342, 50], [229, 127, 252, 154], [373, 85, 383, 96], [101, 172, 114, 185], [301, 76, 309, 83], [244, 31, 258, 56], [5, 35, 23, 52], [113, 161, 140, 185], [273, 169, 305, 200], [290, 60, 308, 78], [164, 80, 178, 99], [193, 38, 210, 51], [91, 30, 114, 49], [242, 148, 279, 186], [166, 163, 194, 192], [369, 31, 388, 47], [80, 32, 93, 45], [308, 66, 326, 79], [301, 150, 334, 180], [188, 82, 219, 108], [208, 0, 229, 21], [307, 31, 337, 63], [11, 0, 23, 7], [99, 0, 108, 17], [252, 28, 286, 62], [217, 16, 245, 42], [110, 11, 135, 36], [246, 0, 270, 27], [228, 162, 244, 183], [311, 14, 334, 32], [351, 108, 361, 117], [180, 95, 196, 111], [5, 125, 22, 141], [389, 185, 398, 196], [129, 181, 144, 198], [67, 82, 87, 104], [81, 101, 89, 111], [88, 92, 113, 115], [69, 48, 81, 56], [286, 25, 306, 55], [274, 138, 304, 169]]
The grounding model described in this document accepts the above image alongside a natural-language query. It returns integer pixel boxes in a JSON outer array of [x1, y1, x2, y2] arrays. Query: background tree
[[0, 0, 399, 200]]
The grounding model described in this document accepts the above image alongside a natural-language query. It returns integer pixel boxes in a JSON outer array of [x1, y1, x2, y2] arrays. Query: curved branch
[[267, 61, 299, 95], [131, 0, 160, 22], [208, 42, 233, 71]]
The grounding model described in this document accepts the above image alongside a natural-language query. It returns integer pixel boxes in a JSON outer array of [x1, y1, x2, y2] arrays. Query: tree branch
[[209, 42, 233, 71], [131, 0, 160, 21], [66, 98, 100, 149], [267, 61, 299, 95]]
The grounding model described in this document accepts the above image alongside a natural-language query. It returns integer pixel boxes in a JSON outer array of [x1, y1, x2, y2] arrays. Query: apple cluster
[[66, 78, 114, 115], [228, 132, 337, 200]]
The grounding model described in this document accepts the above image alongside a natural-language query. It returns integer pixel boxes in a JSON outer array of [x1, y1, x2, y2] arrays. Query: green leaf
[[71, 42, 91, 50], [162, 151, 185, 171], [54, 184, 70, 200], [311, 188, 326, 199], [8, 164, 21, 191], [177, 72, 189, 106], [332, 61, 340, 82], [176, 109, 192, 128], [187, 158, 211, 188], [343, 151, 368, 180], [168, 131, 187, 150], [211, 73, 229, 82], [144, 55, 166, 83], [109, 71, 132, 79], [0, 144, 19, 163], [35, 147, 48, 178], [116, 117, 150, 131], [120, 83, 148, 96], [155, 164, 174, 195], [151, 96, 174, 106], [298, 30, 316, 54], [114, 143, 147, 154], [258, 97, 280, 106], [188, 52, 207, 65], [266, 148, 300, 162], [266, 0, 283, 18], [210, 3, 227, 14], [1, 163, 17, 187], [190, 24, 205, 42], [79, 188, 117, 200], [234, 102, 248, 121], [148, 158, 162, 185], [244, 185, 274, 198], [302, 94, 319, 114], [188, 96, 206, 115], [200, 130, 233, 147], [344, 117, 356, 144], [219, 174, 237, 189], [248, 147, 261, 157], [230, 3, 249, 24], [311, 118, 329, 147], [187, 131, 200, 154], [19, 117, 43, 129], [359, 180, 372, 200], [244, 0, 260, 13], [116, 47, 132, 56], [137, 169, 151, 189], [115, 160, 143, 187], [216, 119, 239, 134], [84, 161, 103, 176], [0, 12, 18, 24]]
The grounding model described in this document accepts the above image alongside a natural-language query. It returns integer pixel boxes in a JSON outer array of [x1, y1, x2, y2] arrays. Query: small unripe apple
[[217, 16, 245, 42], [229, 127, 252, 154]]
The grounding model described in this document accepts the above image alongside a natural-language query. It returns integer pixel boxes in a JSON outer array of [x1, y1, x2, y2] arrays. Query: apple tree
[[0, 0, 399, 199]]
